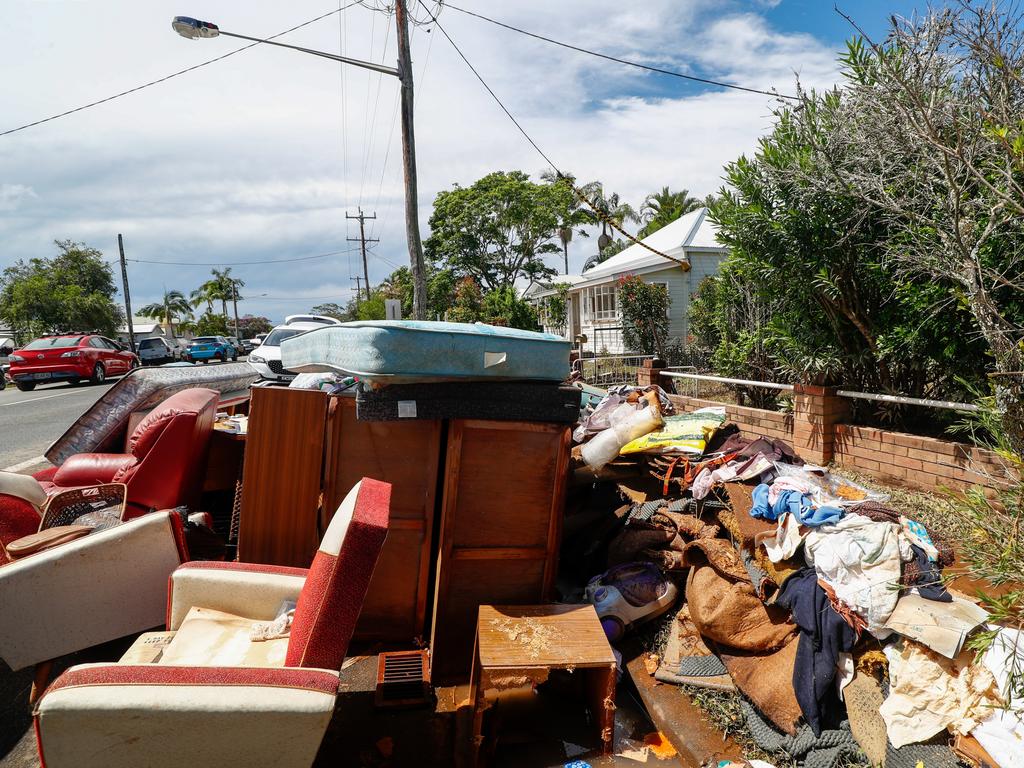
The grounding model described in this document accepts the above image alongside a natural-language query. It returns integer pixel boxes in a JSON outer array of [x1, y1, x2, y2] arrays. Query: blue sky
[[0, 0, 936, 325]]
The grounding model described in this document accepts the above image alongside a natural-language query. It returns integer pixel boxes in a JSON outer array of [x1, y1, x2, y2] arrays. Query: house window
[[582, 284, 618, 322]]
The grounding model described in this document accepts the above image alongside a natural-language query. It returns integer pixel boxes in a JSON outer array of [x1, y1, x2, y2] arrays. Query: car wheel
[[216, 352, 225, 362], [90, 363, 106, 385], [16, 382, 36, 392]]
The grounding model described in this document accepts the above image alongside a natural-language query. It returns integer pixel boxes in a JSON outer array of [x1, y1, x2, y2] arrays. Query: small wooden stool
[[469, 604, 617, 764]]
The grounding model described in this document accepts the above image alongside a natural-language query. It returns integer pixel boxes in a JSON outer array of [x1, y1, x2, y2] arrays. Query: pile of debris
[[570, 384, 1022, 768]]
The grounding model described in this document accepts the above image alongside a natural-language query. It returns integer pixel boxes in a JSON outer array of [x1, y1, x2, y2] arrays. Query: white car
[[136, 337, 184, 365], [247, 315, 341, 382]]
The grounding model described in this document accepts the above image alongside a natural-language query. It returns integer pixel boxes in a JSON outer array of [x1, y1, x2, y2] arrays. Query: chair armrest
[[52, 454, 136, 487], [167, 561, 309, 630], [36, 663, 338, 768]]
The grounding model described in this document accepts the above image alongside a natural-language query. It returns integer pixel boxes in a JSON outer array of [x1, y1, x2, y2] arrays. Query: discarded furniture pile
[[569, 383, 1023, 768]]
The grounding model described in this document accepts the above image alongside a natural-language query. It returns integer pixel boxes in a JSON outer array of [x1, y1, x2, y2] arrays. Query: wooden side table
[[469, 604, 617, 764]]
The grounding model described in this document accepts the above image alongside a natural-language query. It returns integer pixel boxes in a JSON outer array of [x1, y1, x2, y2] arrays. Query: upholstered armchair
[[40, 387, 219, 518], [0, 509, 188, 671], [35, 478, 391, 768]]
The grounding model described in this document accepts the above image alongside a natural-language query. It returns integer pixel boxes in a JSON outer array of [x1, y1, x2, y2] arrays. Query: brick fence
[[640, 360, 1011, 496]]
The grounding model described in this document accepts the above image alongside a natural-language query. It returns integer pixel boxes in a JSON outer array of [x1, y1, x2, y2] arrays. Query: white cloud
[[0, 0, 844, 321]]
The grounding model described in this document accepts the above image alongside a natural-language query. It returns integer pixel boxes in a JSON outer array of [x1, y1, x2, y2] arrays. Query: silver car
[[137, 337, 182, 365]]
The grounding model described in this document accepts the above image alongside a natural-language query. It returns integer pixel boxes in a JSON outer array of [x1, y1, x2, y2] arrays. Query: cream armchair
[[35, 478, 392, 768], [0, 508, 187, 671]]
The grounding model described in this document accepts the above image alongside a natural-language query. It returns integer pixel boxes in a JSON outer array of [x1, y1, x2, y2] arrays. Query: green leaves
[[425, 171, 570, 291]]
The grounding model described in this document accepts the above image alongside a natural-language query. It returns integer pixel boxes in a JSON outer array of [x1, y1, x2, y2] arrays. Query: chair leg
[[29, 660, 54, 706]]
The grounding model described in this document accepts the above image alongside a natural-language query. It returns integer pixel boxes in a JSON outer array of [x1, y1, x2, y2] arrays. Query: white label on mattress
[[397, 400, 417, 418], [484, 351, 507, 368]]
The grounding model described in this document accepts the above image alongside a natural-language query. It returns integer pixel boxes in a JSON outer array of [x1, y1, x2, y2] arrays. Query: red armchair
[[35, 479, 391, 768], [42, 387, 219, 518]]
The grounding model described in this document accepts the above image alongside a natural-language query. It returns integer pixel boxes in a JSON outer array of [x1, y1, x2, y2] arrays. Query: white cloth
[[880, 640, 1002, 748], [971, 627, 1024, 767], [756, 512, 804, 563], [803, 513, 911, 635]]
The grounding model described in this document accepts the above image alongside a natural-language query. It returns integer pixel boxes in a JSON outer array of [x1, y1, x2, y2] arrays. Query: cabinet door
[[430, 419, 570, 682], [238, 387, 328, 567], [323, 398, 442, 641]]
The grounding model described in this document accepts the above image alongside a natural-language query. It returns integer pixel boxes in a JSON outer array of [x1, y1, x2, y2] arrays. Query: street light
[[171, 7, 429, 318]]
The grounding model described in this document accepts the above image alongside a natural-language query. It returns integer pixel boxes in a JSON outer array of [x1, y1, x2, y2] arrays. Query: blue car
[[185, 336, 237, 363]]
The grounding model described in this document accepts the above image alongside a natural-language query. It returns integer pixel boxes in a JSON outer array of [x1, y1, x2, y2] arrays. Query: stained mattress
[[280, 320, 570, 385], [45, 363, 258, 464]]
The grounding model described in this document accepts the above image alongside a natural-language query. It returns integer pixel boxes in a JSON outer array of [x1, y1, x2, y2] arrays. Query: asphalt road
[[0, 379, 115, 470]]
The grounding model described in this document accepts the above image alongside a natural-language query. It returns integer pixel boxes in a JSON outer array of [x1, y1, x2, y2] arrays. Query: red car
[[8, 334, 139, 391]]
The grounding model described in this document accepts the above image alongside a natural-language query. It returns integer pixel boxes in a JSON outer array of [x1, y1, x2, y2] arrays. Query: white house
[[115, 318, 170, 346], [525, 207, 729, 354]]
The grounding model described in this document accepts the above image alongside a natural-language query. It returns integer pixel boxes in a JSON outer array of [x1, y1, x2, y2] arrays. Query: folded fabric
[[755, 512, 805, 563], [803, 513, 910, 635], [774, 568, 857, 736], [879, 639, 1002, 748], [971, 626, 1024, 767], [751, 483, 844, 527], [900, 516, 939, 561]]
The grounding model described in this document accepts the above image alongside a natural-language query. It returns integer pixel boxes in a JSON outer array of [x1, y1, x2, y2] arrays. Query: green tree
[[637, 186, 701, 238], [584, 183, 639, 252], [310, 303, 351, 322], [540, 170, 595, 274], [236, 315, 272, 338], [583, 238, 628, 272], [138, 289, 192, 339], [481, 286, 539, 330], [446, 278, 484, 324], [0, 240, 123, 338], [618, 276, 668, 357], [376, 266, 459, 320], [194, 311, 229, 337], [192, 268, 243, 318], [425, 171, 574, 291]]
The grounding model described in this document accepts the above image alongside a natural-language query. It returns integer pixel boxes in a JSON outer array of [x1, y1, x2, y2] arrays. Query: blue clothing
[[750, 484, 844, 527]]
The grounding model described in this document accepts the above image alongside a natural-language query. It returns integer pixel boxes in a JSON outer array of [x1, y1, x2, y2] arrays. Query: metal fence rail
[[836, 389, 979, 413], [573, 354, 655, 387], [661, 371, 795, 391]]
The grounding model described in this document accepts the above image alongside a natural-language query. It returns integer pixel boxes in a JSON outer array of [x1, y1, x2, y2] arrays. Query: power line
[[257, 293, 353, 300], [443, 3, 798, 102], [417, 1, 688, 269], [0, 2, 363, 138], [125, 248, 357, 266]]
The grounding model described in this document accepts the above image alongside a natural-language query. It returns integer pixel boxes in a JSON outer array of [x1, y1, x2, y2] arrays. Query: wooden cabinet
[[323, 398, 442, 641], [237, 387, 328, 567], [430, 419, 570, 682]]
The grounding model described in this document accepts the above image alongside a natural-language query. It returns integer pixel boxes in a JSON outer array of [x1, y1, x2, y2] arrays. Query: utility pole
[[395, 0, 428, 319], [231, 280, 240, 339], [117, 234, 136, 352], [351, 276, 363, 301], [346, 208, 379, 302]]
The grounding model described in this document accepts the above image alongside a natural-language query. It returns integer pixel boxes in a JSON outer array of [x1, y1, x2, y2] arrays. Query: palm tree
[[637, 187, 702, 238], [540, 169, 596, 274], [138, 289, 193, 339], [189, 284, 215, 314], [191, 268, 245, 318], [585, 183, 640, 252]]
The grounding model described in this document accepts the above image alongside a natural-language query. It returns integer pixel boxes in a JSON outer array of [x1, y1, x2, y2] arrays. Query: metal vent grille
[[375, 650, 431, 708]]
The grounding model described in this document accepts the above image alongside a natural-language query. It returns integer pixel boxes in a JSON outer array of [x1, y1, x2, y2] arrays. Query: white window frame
[[582, 284, 618, 323]]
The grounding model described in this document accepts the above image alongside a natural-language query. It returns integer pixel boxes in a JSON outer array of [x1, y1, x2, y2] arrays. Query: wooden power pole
[[346, 208, 379, 302], [117, 234, 136, 352], [395, 0, 428, 319]]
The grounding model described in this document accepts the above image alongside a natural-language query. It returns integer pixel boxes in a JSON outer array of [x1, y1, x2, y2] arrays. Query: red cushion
[[0, 495, 43, 565], [286, 479, 390, 670], [128, 388, 219, 460]]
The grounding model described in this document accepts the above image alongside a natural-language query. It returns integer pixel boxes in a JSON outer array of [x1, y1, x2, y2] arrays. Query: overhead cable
[[416, 1, 688, 268], [126, 248, 356, 266], [0, 2, 363, 138], [444, 2, 798, 101]]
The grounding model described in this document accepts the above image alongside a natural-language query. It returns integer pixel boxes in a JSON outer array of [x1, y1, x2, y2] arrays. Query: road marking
[[3, 455, 48, 472], [0, 390, 85, 408]]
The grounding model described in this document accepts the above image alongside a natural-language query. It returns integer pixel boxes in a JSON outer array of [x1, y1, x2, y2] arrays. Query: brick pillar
[[637, 358, 666, 388], [791, 384, 850, 465]]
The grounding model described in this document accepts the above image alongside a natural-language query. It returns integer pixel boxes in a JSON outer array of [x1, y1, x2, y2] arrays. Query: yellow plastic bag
[[619, 411, 725, 456]]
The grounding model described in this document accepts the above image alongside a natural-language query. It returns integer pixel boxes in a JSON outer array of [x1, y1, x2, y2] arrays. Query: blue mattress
[[280, 320, 570, 385]]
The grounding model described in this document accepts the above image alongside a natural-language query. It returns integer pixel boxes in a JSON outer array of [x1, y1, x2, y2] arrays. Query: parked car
[[248, 315, 341, 382], [137, 337, 184, 366], [253, 332, 269, 346], [7, 333, 139, 391], [226, 337, 244, 357], [238, 338, 257, 355], [185, 336, 237, 363], [0, 337, 13, 389]]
